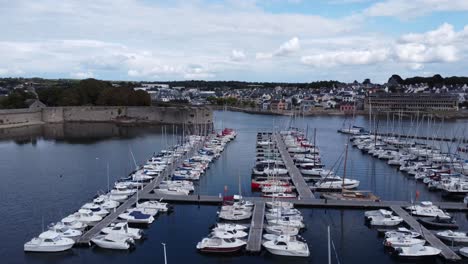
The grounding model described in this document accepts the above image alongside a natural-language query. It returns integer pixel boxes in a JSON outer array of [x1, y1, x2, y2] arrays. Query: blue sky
[[0, 0, 467, 83]]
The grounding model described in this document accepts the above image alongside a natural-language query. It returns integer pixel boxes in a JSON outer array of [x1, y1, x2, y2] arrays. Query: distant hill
[[387, 74, 468, 87]]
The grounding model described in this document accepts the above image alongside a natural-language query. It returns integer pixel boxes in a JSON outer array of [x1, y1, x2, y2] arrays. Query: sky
[[0, 0, 467, 83]]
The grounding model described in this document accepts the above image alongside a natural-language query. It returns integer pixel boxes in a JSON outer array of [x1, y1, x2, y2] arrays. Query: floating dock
[[390, 206, 461, 261], [77, 141, 203, 245], [274, 133, 316, 199], [246, 201, 265, 252]]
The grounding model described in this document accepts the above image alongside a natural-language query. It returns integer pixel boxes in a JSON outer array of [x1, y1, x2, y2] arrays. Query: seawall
[[0, 106, 213, 128]]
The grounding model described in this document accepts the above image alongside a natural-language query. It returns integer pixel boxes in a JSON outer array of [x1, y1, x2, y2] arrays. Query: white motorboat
[[268, 218, 305, 229], [384, 236, 426, 248], [406, 201, 451, 219], [137, 200, 171, 212], [102, 222, 143, 240], [91, 233, 135, 250], [60, 217, 87, 231], [196, 233, 246, 253], [395, 245, 441, 257], [214, 223, 248, 231], [266, 201, 294, 209], [366, 209, 403, 226], [262, 192, 297, 199], [127, 207, 158, 216], [265, 213, 303, 221], [211, 229, 248, 239], [263, 235, 310, 257], [265, 225, 299, 236], [24, 231, 75, 252], [218, 209, 252, 221], [459, 247, 468, 257], [154, 187, 190, 196], [108, 193, 129, 202], [48, 224, 83, 241], [81, 203, 110, 217], [385, 228, 421, 238], [94, 195, 120, 209], [68, 209, 103, 225], [436, 230, 468, 242], [119, 210, 154, 224]]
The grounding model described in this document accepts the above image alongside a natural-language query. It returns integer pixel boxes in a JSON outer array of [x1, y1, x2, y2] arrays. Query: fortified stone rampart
[[0, 106, 213, 128]]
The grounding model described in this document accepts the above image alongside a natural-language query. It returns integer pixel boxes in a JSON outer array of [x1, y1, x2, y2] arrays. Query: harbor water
[[1, 110, 467, 263]]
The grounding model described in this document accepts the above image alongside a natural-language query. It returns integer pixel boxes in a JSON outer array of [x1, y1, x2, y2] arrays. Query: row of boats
[[197, 199, 310, 257], [364, 201, 468, 258], [350, 133, 468, 199], [153, 128, 237, 196]]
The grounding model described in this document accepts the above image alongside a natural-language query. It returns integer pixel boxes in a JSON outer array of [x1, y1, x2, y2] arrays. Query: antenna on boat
[[162, 242, 168, 264]]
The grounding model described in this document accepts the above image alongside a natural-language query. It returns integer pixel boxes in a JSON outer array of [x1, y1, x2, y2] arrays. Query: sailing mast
[[342, 142, 349, 194]]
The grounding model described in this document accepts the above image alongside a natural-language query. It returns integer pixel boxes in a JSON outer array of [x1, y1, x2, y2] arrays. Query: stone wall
[[0, 108, 42, 126], [0, 106, 213, 128]]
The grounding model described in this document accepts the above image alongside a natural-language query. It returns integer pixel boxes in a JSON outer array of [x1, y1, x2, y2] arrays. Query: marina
[[4, 111, 468, 263]]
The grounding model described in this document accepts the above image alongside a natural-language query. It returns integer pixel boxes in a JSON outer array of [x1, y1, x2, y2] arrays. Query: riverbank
[[0, 106, 213, 129], [208, 105, 468, 119]]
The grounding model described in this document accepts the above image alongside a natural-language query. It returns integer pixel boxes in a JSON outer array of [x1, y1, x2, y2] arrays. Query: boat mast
[[342, 142, 349, 194], [328, 225, 331, 264], [162, 243, 168, 264]]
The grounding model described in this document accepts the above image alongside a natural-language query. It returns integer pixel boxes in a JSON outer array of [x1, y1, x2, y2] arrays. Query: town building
[[365, 94, 459, 113]]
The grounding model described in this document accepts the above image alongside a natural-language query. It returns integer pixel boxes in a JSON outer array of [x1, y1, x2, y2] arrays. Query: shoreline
[[209, 105, 468, 119]]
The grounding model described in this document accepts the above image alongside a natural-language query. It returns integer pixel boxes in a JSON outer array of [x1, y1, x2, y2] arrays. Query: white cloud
[[256, 37, 300, 60], [70, 71, 94, 79], [301, 49, 390, 67], [365, 0, 468, 18], [230, 49, 246, 61]]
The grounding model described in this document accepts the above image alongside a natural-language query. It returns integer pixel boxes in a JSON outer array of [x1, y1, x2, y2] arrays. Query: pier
[[371, 132, 467, 144], [390, 206, 461, 261], [246, 201, 265, 252], [274, 133, 316, 199], [77, 140, 204, 245]]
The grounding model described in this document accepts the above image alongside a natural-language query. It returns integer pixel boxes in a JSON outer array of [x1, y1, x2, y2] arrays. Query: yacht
[[366, 209, 403, 226], [406, 201, 451, 219], [196, 233, 246, 253], [384, 236, 426, 248], [265, 225, 299, 236], [119, 210, 154, 224], [68, 209, 103, 225], [24, 231, 75, 252], [211, 229, 248, 239], [385, 228, 420, 238], [91, 233, 135, 250], [266, 201, 294, 209], [93, 195, 120, 209], [137, 200, 171, 212], [102, 222, 143, 239], [154, 187, 190, 196], [81, 203, 110, 217], [48, 224, 83, 241], [395, 245, 441, 257], [262, 192, 297, 199], [263, 235, 310, 257], [268, 218, 304, 229], [213, 223, 248, 231], [59, 217, 87, 231], [218, 209, 252, 221], [436, 230, 468, 242]]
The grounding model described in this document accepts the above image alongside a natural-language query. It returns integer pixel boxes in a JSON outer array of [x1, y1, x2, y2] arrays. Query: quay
[[140, 193, 468, 212], [246, 201, 265, 252], [390, 206, 461, 261], [273, 133, 316, 199]]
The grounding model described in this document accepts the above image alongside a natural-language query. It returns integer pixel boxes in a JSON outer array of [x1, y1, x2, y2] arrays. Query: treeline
[[0, 90, 36, 109], [207, 96, 256, 107], [37, 79, 150, 107], [388, 74, 468, 87], [163, 80, 342, 90]]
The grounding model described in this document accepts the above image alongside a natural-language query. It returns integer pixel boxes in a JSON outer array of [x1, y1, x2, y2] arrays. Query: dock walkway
[[274, 133, 315, 199], [246, 201, 265, 252], [390, 206, 461, 261], [77, 140, 204, 245]]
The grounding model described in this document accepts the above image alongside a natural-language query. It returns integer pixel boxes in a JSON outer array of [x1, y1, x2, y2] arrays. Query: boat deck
[[390, 206, 461, 261], [274, 133, 315, 199], [246, 201, 266, 252]]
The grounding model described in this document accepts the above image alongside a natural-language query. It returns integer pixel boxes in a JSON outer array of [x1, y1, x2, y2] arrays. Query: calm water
[[1, 111, 467, 263]]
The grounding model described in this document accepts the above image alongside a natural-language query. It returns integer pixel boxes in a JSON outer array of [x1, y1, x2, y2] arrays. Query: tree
[[363, 78, 371, 85], [0, 90, 35, 109]]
